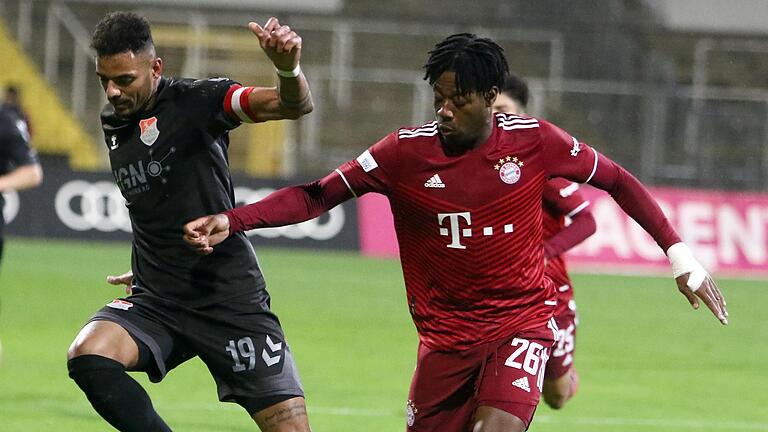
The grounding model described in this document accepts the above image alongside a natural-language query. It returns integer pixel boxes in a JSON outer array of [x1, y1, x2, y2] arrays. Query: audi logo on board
[[55, 180, 132, 232], [47, 180, 345, 241]]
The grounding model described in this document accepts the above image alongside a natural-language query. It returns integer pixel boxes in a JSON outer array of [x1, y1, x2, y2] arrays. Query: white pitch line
[[151, 402, 768, 430], [534, 414, 768, 431], [11, 399, 768, 430], [161, 403, 768, 430]]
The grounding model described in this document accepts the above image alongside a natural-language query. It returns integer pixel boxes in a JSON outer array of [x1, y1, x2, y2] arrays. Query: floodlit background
[[0, 1, 766, 431]]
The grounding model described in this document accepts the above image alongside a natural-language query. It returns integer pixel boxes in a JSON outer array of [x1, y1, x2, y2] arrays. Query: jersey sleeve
[[183, 78, 243, 133], [538, 120, 599, 183], [335, 131, 400, 197], [0, 114, 38, 168], [542, 178, 590, 219], [538, 119, 680, 251]]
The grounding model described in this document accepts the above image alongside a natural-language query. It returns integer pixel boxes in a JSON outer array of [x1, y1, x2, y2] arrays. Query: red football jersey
[[337, 114, 600, 350], [542, 178, 591, 318]]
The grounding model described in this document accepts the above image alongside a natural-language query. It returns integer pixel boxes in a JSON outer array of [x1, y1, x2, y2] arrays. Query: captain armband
[[666, 242, 708, 292], [224, 84, 259, 123]]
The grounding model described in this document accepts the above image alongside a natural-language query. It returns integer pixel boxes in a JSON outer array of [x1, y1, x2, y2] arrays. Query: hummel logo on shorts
[[424, 174, 446, 188], [511, 377, 531, 392]]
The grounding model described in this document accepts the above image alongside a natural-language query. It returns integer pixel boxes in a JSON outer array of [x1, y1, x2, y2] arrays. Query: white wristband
[[666, 242, 707, 292], [276, 64, 301, 78]]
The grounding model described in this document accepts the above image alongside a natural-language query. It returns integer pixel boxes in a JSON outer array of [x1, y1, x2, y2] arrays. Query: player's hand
[[106, 270, 134, 295], [675, 271, 728, 325], [183, 214, 231, 255], [249, 17, 301, 72]]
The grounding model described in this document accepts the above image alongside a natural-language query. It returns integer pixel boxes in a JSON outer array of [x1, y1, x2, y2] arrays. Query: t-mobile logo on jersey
[[437, 212, 514, 249]]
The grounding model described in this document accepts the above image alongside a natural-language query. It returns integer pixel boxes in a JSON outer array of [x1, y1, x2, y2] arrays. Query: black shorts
[[88, 289, 304, 405]]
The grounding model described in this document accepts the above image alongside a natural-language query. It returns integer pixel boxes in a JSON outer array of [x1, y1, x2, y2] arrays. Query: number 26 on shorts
[[504, 338, 550, 391]]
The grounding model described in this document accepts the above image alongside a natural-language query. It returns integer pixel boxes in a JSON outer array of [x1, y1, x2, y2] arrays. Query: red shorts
[[545, 312, 578, 380], [406, 324, 556, 431]]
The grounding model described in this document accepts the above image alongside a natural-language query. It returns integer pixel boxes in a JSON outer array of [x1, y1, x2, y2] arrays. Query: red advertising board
[[358, 187, 768, 279]]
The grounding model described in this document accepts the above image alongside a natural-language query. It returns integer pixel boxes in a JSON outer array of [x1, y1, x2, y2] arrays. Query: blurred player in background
[[2, 85, 33, 139], [492, 73, 595, 410], [66, 11, 313, 432], [184, 33, 727, 432], [0, 96, 43, 363], [0, 102, 42, 267]]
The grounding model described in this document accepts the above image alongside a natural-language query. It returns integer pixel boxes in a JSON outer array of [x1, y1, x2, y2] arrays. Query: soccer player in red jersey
[[184, 33, 728, 432], [493, 73, 595, 410]]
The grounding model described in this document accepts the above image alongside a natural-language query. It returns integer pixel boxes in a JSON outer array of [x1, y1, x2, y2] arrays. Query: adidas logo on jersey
[[424, 174, 446, 188], [511, 377, 531, 392]]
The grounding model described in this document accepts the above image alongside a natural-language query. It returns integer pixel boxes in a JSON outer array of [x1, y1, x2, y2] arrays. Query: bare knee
[[252, 397, 310, 432], [67, 321, 138, 367]]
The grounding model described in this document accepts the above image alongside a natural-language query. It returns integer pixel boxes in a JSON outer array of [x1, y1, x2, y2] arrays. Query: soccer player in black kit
[[66, 12, 313, 432], [0, 105, 42, 266]]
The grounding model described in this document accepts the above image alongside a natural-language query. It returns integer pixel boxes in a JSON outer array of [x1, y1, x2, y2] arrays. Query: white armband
[[666, 242, 707, 292], [276, 64, 302, 78]]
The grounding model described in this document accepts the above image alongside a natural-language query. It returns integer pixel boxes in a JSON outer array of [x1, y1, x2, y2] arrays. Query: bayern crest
[[139, 116, 160, 146], [406, 400, 417, 427], [494, 155, 524, 184]]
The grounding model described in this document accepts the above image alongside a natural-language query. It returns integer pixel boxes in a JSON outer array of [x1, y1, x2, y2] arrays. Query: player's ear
[[151, 57, 163, 78], [485, 87, 499, 107]]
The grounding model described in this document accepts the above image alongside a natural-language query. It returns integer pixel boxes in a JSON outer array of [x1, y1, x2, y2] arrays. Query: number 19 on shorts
[[504, 338, 550, 391]]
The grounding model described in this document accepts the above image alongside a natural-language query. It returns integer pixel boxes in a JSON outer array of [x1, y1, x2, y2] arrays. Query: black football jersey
[[0, 108, 38, 228], [101, 77, 266, 306]]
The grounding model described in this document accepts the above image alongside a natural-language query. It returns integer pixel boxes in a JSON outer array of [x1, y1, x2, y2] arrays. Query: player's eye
[[115, 77, 135, 86], [452, 98, 467, 108]]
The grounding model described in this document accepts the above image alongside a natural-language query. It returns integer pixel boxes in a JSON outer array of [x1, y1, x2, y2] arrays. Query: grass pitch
[[0, 237, 766, 431]]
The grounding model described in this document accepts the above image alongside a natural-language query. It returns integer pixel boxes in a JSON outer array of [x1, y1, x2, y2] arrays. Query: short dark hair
[[423, 33, 509, 95], [500, 73, 529, 108], [91, 11, 154, 57]]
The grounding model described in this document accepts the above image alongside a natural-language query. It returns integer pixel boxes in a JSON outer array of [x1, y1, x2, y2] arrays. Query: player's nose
[[437, 104, 453, 120], [105, 81, 121, 99]]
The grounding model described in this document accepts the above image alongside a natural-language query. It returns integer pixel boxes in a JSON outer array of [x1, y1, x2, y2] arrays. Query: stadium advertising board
[[3, 163, 358, 250], [357, 187, 768, 278]]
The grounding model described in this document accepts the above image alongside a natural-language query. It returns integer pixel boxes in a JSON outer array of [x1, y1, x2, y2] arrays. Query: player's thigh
[[252, 396, 310, 432], [189, 294, 305, 411], [476, 327, 555, 430], [69, 296, 190, 378], [406, 343, 479, 432], [547, 313, 577, 380], [68, 319, 139, 367]]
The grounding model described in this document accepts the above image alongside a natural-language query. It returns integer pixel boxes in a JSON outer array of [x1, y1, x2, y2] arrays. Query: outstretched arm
[[588, 156, 728, 324], [184, 170, 353, 254], [539, 120, 728, 324]]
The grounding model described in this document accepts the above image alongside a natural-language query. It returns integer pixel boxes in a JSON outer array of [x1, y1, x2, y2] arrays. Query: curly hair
[[423, 33, 509, 95], [90, 11, 154, 57]]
